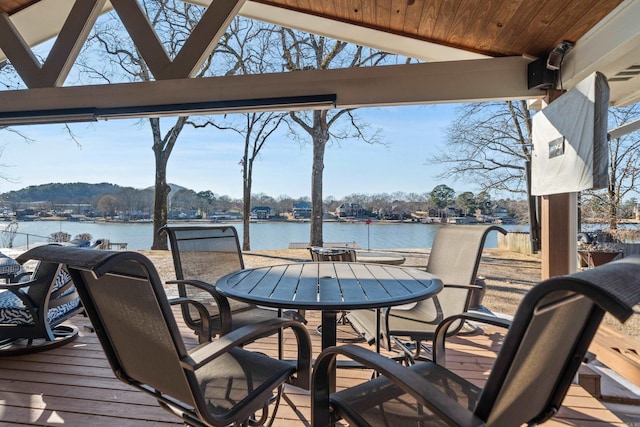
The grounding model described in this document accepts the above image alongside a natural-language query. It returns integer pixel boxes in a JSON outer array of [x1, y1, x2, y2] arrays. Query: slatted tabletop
[[216, 262, 442, 311], [218, 261, 442, 391]]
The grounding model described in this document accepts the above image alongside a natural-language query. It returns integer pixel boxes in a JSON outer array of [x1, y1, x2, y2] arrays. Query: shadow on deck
[[0, 309, 628, 426]]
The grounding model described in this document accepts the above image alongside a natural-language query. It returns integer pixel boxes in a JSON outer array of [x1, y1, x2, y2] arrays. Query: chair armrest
[[169, 297, 212, 344], [182, 317, 312, 389], [9, 271, 31, 283], [0, 280, 38, 312], [378, 283, 485, 350], [282, 309, 307, 325], [312, 344, 484, 427], [166, 279, 232, 335], [0, 281, 29, 290], [432, 311, 512, 367]]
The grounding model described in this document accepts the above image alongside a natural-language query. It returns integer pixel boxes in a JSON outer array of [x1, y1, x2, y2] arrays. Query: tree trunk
[[152, 153, 171, 250], [150, 117, 185, 250], [609, 198, 618, 229], [242, 156, 252, 251], [310, 113, 328, 247], [608, 178, 618, 230]]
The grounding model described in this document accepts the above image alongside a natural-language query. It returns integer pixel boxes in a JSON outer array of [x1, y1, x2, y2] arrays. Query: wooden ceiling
[[0, 0, 37, 15], [0, 0, 625, 59], [2, 0, 639, 107], [251, 0, 624, 58]]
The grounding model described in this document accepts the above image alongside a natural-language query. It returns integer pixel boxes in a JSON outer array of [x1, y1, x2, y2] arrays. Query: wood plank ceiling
[[0, 0, 37, 15], [250, 0, 623, 59], [0, 0, 625, 60]]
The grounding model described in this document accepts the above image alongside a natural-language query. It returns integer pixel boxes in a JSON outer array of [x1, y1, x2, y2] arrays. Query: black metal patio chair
[[312, 255, 640, 427], [159, 224, 305, 346], [308, 246, 357, 262], [21, 244, 312, 427], [347, 225, 506, 360]]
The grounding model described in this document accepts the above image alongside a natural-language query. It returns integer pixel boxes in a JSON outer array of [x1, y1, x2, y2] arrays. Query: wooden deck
[[0, 310, 627, 426]]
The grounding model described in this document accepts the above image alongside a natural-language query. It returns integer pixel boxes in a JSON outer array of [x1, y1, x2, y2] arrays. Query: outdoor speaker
[[528, 58, 556, 90]]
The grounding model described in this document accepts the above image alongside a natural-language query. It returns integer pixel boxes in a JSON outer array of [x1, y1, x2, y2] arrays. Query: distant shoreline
[[13, 216, 527, 226]]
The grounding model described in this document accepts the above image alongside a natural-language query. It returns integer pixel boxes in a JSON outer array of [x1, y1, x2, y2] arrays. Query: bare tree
[[582, 104, 640, 229], [236, 113, 286, 250], [0, 60, 36, 182], [432, 100, 640, 233], [0, 220, 18, 248], [430, 101, 533, 195], [0, 59, 21, 90], [190, 19, 286, 251], [430, 100, 538, 247], [97, 194, 118, 217], [278, 29, 387, 246], [81, 0, 227, 249]]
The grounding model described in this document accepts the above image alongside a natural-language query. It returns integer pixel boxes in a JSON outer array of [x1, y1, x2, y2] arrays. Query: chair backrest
[[20, 245, 198, 407], [309, 247, 357, 262], [476, 255, 640, 426], [427, 225, 505, 286], [160, 224, 244, 282], [413, 225, 506, 331], [22, 261, 65, 301], [15, 255, 82, 326], [159, 225, 245, 326], [33, 263, 80, 324]]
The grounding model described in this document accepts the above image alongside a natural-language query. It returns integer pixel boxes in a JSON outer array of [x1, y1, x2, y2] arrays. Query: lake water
[[1, 220, 529, 251]]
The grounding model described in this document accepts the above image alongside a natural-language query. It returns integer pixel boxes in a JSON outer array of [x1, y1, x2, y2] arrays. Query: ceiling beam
[[561, 0, 640, 106], [2, 0, 488, 69], [0, 0, 106, 88], [609, 117, 640, 139], [0, 0, 113, 63], [0, 56, 542, 125], [111, 0, 246, 80]]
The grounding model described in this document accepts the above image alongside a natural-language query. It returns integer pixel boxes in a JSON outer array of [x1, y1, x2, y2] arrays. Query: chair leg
[[247, 384, 284, 427], [391, 336, 432, 364]]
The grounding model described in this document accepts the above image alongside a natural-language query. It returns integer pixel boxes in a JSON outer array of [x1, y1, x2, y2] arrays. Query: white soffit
[[561, 0, 640, 107], [0, 0, 113, 62]]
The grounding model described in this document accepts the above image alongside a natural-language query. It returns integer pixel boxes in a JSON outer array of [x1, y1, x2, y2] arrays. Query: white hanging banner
[[531, 72, 609, 196]]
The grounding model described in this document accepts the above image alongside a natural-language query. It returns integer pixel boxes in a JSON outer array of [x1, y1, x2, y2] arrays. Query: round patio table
[[216, 262, 442, 390]]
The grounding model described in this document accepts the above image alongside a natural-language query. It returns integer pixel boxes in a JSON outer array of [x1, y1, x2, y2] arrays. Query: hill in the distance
[[0, 182, 188, 204]]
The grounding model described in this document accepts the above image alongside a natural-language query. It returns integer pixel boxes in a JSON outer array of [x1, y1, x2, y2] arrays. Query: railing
[[2, 232, 51, 249]]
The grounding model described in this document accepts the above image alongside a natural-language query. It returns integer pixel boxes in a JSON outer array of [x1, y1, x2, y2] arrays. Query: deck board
[[0, 310, 626, 426]]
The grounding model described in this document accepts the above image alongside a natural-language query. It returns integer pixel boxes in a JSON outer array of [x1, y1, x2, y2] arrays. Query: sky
[[0, 103, 478, 200], [0, 8, 484, 201]]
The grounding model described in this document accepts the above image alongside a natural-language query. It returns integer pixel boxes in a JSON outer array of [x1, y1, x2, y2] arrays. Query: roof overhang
[[0, 56, 541, 126], [0, 0, 639, 117], [561, 0, 640, 106]]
